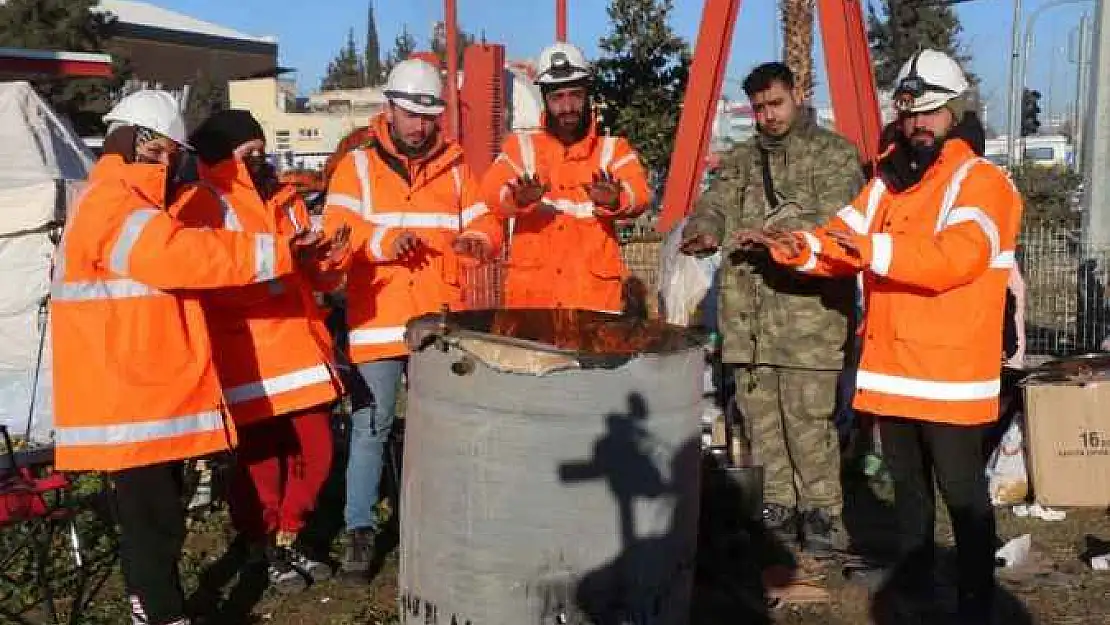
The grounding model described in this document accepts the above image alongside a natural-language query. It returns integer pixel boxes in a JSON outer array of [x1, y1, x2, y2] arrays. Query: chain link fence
[[1020, 225, 1110, 357]]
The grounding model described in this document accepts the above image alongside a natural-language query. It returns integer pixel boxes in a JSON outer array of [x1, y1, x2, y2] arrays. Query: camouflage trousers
[[734, 366, 843, 514]]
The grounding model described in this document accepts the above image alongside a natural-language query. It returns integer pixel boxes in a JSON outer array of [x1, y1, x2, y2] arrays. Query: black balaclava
[[541, 79, 592, 145], [189, 109, 266, 166]]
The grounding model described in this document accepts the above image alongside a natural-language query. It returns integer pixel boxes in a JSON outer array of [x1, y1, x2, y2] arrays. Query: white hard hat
[[892, 49, 970, 114], [535, 42, 591, 86], [384, 59, 445, 115], [103, 90, 189, 146]]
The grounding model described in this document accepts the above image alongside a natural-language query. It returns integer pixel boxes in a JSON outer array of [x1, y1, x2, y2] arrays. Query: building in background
[[229, 77, 385, 171], [97, 0, 277, 90]]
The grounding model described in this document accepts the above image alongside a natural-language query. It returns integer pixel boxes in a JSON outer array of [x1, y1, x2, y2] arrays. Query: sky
[[155, 0, 1096, 130]]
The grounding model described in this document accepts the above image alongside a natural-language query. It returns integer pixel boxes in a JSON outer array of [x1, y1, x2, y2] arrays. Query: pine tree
[[0, 0, 129, 135], [321, 28, 367, 91], [867, 0, 970, 90], [383, 25, 417, 76], [594, 0, 691, 181], [430, 20, 475, 68], [364, 2, 384, 86]]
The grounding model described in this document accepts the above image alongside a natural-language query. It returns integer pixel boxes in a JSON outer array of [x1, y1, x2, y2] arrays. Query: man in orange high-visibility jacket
[[742, 51, 1021, 623], [178, 109, 347, 594], [322, 59, 502, 578], [50, 91, 329, 625], [480, 42, 651, 312]]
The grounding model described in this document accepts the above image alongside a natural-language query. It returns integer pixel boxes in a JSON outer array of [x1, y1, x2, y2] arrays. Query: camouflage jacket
[[684, 114, 864, 369]]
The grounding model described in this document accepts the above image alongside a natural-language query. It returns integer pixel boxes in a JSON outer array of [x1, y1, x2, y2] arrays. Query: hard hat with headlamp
[[892, 49, 969, 114], [535, 42, 591, 86], [383, 59, 446, 116]]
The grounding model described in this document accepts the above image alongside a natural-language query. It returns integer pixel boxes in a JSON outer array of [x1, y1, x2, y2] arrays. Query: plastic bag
[[658, 218, 716, 326], [987, 413, 1029, 505]]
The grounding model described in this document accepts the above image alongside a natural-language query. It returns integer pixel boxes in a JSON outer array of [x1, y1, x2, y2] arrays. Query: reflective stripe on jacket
[[173, 159, 340, 426], [777, 139, 1023, 425], [51, 155, 296, 471], [322, 113, 503, 363], [480, 121, 650, 311]]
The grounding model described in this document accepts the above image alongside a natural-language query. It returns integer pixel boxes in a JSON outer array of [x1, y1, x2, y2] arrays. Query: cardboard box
[[1024, 379, 1110, 507]]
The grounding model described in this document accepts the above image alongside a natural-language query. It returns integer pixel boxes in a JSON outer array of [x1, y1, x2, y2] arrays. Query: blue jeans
[[344, 357, 405, 532]]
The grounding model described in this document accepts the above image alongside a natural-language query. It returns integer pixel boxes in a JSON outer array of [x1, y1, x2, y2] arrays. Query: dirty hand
[[505, 173, 549, 213], [679, 233, 720, 256], [453, 234, 492, 262], [586, 170, 623, 216], [390, 231, 425, 260], [290, 229, 326, 264], [325, 224, 352, 264], [826, 229, 863, 257]]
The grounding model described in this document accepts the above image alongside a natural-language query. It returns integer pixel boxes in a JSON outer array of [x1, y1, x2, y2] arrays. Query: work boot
[[288, 545, 333, 583], [339, 528, 376, 579], [761, 503, 798, 546], [801, 509, 846, 559], [266, 544, 309, 593]]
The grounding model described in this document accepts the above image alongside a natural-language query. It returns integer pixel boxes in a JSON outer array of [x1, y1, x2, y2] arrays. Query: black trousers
[[111, 461, 188, 625], [878, 416, 997, 616]]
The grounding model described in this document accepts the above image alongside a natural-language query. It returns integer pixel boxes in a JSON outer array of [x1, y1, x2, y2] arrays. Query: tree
[[364, 2, 384, 86], [430, 20, 476, 68], [183, 72, 228, 133], [866, 0, 970, 90], [383, 25, 417, 76], [0, 0, 129, 135], [594, 0, 691, 182], [321, 28, 367, 91], [782, 0, 816, 97]]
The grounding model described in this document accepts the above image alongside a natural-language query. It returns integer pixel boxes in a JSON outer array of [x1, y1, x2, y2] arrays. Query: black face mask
[[165, 150, 200, 205], [247, 157, 280, 200]]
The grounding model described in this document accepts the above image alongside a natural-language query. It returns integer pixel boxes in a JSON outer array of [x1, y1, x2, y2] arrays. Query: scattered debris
[[1013, 503, 1067, 521], [996, 533, 1032, 568]]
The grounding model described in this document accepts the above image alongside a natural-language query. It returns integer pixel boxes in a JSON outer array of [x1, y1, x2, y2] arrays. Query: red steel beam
[[0, 48, 112, 78], [817, 0, 882, 166], [656, 0, 742, 233], [556, 0, 568, 42], [444, 0, 461, 141], [459, 44, 506, 178]]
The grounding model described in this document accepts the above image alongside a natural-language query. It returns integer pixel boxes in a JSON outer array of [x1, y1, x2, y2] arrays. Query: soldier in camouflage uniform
[[681, 63, 863, 556]]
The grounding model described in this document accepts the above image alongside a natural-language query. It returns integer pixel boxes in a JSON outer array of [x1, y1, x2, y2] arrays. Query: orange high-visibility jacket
[[776, 139, 1023, 425], [323, 114, 503, 364], [480, 121, 650, 312], [50, 155, 298, 472], [173, 159, 340, 426]]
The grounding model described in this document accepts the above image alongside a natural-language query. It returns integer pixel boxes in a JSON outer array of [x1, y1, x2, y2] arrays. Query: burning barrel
[[400, 309, 706, 625]]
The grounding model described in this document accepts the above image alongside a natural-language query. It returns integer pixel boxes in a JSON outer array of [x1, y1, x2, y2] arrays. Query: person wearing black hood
[[174, 109, 349, 594]]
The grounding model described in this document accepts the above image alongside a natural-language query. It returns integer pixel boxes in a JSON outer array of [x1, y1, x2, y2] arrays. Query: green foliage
[[430, 21, 476, 68], [0, 0, 129, 135], [382, 25, 417, 77], [321, 28, 367, 91], [183, 72, 228, 134], [1012, 164, 1083, 230], [594, 0, 691, 182], [364, 2, 384, 87], [866, 0, 971, 90]]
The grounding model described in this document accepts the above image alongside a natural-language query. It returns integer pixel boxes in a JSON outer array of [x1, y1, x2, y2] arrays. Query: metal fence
[[1020, 225, 1110, 356]]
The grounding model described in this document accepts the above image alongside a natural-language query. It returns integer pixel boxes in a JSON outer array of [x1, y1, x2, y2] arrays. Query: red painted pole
[[817, 0, 882, 166], [556, 0, 568, 42], [444, 0, 461, 141], [655, 0, 743, 233]]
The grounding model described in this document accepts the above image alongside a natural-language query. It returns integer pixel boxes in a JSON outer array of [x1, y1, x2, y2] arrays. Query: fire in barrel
[[400, 309, 706, 625]]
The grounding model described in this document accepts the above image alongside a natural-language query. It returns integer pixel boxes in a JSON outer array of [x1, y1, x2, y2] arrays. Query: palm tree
[[781, 0, 816, 98]]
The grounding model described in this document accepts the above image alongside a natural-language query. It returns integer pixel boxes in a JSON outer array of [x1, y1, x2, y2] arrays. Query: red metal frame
[[0, 48, 112, 78], [656, 0, 742, 234], [459, 44, 506, 179], [556, 0, 568, 42], [656, 0, 882, 232], [444, 0, 461, 141]]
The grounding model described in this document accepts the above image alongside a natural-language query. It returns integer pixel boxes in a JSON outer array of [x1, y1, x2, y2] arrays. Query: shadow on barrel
[[543, 393, 781, 624]]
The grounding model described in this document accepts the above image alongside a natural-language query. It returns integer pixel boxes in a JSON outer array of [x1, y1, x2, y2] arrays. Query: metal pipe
[[1005, 0, 1023, 169], [1081, 0, 1110, 252], [1074, 13, 1091, 168], [444, 0, 460, 141], [556, 0, 568, 42]]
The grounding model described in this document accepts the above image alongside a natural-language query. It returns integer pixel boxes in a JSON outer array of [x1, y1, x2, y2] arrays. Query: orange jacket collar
[[91, 154, 167, 209], [368, 112, 463, 177]]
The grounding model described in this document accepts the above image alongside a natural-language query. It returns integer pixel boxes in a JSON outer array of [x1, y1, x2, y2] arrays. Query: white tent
[[0, 81, 93, 444]]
